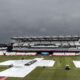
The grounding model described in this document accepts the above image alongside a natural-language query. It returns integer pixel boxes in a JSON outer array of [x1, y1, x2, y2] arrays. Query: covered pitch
[[0, 58, 55, 78], [73, 61, 80, 68]]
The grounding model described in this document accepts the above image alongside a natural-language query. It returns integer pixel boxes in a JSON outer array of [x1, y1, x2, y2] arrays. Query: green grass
[[0, 56, 80, 80]]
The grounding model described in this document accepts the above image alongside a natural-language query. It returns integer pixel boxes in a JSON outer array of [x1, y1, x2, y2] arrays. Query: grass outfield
[[0, 56, 80, 80]]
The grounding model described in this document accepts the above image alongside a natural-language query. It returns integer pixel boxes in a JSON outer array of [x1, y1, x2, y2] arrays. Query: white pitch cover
[[0, 58, 55, 78]]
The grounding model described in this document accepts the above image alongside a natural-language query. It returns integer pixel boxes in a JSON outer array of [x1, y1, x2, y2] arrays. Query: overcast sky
[[0, 0, 80, 42]]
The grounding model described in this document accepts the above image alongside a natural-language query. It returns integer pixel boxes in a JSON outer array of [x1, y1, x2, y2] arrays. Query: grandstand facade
[[11, 36, 80, 54]]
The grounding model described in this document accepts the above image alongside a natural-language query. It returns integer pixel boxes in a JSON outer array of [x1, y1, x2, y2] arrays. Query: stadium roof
[[11, 36, 80, 42]]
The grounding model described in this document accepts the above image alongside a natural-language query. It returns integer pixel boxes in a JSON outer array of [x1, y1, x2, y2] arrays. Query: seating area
[[0, 51, 37, 56], [0, 51, 4, 55], [24, 52, 37, 56], [0, 50, 80, 56], [53, 52, 65, 56], [53, 52, 77, 56], [65, 53, 76, 56]]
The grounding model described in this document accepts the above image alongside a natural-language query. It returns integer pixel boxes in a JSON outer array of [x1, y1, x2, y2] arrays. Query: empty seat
[[53, 52, 65, 56]]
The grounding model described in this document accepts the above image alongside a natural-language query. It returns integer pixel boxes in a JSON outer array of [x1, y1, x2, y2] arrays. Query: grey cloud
[[0, 0, 80, 42]]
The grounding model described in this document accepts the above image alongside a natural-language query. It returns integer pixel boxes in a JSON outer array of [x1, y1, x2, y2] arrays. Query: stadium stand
[[5, 52, 16, 56], [65, 53, 76, 56], [53, 52, 76, 56], [25, 52, 37, 56], [53, 52, 65, 56], [0, 51, 4, 55], [1, 36, 80, 56], [16, 52, 26, 56]]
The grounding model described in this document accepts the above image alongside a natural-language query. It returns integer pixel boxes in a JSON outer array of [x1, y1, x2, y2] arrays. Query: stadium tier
[[10, 36, 80, 52], [0, 36, 80, 56]]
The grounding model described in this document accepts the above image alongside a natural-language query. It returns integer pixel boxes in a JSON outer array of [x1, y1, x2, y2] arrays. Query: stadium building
[[8, 35, 80, 56]]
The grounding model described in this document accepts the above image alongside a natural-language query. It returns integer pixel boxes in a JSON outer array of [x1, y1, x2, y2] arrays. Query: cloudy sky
[[0, 0, 80, 42]]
